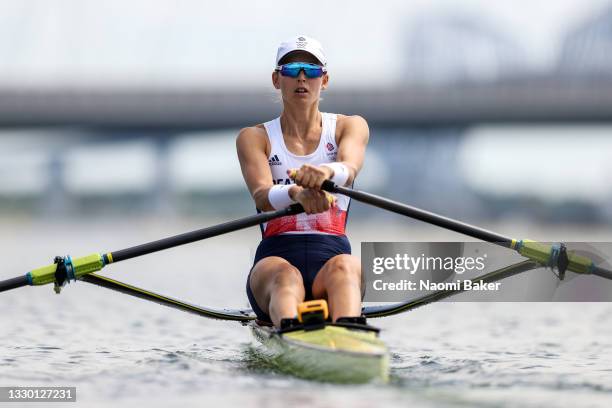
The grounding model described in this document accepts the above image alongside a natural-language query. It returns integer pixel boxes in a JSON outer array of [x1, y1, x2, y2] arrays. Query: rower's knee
[[323, 255, 361, 287], [271, 265, 303, 292]]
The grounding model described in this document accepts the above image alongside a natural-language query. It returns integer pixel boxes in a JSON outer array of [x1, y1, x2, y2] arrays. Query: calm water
[[1, 217, 612, 407]]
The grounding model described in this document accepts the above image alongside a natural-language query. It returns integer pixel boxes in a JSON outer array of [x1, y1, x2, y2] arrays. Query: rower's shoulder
[[335, 114, 369, 129], [334, 114, 369, 142], [236, 124, 268, 148], [236, 124, 271, 158], [237, 123, 267, 138]]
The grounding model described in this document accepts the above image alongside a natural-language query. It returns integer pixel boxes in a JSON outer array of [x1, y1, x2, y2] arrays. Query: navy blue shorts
[[246, 234, 351, 323]]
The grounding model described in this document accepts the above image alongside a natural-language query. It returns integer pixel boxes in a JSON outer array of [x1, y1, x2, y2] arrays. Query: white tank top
[[261, 112, 351, 237]]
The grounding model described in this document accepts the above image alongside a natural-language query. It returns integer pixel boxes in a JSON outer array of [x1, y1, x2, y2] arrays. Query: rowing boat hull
[[249, 322, 389, 383]]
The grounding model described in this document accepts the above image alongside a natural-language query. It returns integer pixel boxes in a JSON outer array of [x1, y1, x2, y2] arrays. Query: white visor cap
[[275, 35, 327, 67]]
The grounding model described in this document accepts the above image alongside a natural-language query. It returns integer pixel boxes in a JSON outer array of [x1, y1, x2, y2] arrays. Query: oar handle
[[321, 180, 337, 193], [0, 275, 30, 292]]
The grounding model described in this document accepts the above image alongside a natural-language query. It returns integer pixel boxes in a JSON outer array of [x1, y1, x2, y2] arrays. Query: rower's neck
[[280, 105, 322, 139]]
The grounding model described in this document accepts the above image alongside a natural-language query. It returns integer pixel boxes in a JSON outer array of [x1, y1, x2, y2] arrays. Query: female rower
[[236, 35, 369, 327]]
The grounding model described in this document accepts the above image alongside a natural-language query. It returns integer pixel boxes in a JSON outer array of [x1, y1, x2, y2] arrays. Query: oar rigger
[[50, 254, 111, 294], [551, 243, 569, 280], [52, 255, 74, 294]]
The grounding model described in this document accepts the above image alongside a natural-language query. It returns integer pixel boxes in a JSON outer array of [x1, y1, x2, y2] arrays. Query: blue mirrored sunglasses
[[275, 62, 327, 78]]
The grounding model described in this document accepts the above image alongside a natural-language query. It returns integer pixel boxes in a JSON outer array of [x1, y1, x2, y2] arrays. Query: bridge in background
[[1, 77, 612, 128]]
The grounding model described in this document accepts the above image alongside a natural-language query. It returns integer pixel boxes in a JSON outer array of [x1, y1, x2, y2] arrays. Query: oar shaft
[[323, 181, 513, 246], [109, 204, 303, 263], [324, 182, 612, 279], [1, 204, 304, 292], [593, 266, 612, 280], [0, 275, 30, 292]]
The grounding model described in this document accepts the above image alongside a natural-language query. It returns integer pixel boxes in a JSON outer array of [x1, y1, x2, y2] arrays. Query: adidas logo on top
[[268, 154, 282, 165]]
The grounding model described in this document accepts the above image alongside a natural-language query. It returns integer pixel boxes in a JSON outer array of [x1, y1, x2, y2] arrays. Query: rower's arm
[[335, 115, 370, 185], [236, 126, 298, 211]]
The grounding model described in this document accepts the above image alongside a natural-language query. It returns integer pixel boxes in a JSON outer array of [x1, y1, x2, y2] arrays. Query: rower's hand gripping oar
[[0, 204, 305, 293], [320, 180, 612, 281]]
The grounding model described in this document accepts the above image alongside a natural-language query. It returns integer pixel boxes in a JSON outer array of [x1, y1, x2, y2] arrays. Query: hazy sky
[[0, 0, 610, 88]]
